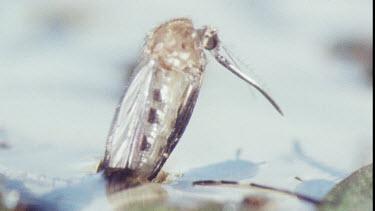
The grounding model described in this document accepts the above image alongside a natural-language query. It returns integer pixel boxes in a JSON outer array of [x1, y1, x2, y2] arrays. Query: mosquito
[[98, 18, 283, 184]]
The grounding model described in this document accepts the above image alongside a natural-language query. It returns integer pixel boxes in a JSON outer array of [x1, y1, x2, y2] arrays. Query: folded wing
[[104, 57, 158, 169]]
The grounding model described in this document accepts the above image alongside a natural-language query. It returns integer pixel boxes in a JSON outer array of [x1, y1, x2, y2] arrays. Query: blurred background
[[0, 0, 372, 207]]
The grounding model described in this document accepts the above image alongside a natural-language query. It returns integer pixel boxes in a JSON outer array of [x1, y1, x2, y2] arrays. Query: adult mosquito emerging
[[98, 18, 282, 183]]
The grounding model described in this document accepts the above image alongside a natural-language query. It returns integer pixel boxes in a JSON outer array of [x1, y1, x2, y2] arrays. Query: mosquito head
[[200, 26, 220, 51], [199, 26, 283, 115]]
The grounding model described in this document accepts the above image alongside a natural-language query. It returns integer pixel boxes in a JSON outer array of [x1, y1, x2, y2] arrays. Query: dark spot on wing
[[181, 43, 186, 49], [153, 89, 162, 102], [148, 108, 158, 124], [140, 135, 151, 151]]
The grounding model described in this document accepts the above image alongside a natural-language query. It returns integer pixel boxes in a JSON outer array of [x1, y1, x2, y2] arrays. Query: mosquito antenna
[[222, 45, 241, 70], [222, 45, 258, 99]]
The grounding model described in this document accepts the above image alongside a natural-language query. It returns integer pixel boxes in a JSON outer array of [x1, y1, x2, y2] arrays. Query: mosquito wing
[[104, 56, 158, 169], [148, 77, 203, 179]]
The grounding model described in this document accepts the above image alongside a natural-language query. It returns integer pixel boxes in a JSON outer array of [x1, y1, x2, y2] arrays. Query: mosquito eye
[[203, 30, 219, 50]]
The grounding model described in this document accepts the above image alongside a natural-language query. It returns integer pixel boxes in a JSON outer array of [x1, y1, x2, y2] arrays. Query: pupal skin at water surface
[[99, 18, 282, 183]]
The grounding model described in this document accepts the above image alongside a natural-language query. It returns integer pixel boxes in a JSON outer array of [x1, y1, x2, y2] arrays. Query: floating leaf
[[318, 164, 373, 211]]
